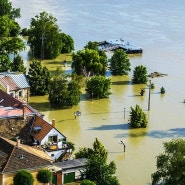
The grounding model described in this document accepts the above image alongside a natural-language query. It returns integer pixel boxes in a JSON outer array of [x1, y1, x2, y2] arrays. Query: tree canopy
[[132, 65, 148, 84], [48, 70, 81, 108], [11, 54, 26, 73], [75, 138, 120, 185], [0, 1, 25, 72], [109, 49, 131, 75], [0, 0, 21, 19], [28, 60, 51, 95], [72, 48, 107, 76], [28, 11, 74, 59], [60, 32, 74, 53], [152, 138, 185, 185], [13, 170, 34, 185], [86, 76, 112, 99], [129, 104, 148, 128]]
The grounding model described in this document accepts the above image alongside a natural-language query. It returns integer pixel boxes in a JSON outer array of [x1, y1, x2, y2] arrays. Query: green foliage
[[80, 179, 96, 185], [109, 49, 131, 75], [72, 48, 107, 76], [75, 147, 94, 159], [151, 83, 155, 89], [0, 14, 25, 72], [86, 76, 111, 99], [76, 138, 120, 185], [0, 0, 21, 19], [151, 138, 185, 185], [28, 11, 63, 59], [66, 141, 75, 152], [60, 32, 74, 53], [129, 104, 148, 128], [13, 170, 34, 185], [36, 169, 52, 183], [28, 60, 51, 95], [11, 55, 26, 73], [48, 70, 81, 108], [160, 86, 165, 94], [0, 54, 11, 72], [20, 28, 30, 36], [84, 41, 99, 50], [132, 65, 148, 84]]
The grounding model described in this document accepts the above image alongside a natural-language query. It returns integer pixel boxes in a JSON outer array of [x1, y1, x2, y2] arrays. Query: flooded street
[[11, 0, 185, 184]]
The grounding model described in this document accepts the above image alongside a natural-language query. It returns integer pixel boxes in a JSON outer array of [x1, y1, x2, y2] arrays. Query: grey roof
[[54, 158, 87, 170], [0, 72, 30, 89]]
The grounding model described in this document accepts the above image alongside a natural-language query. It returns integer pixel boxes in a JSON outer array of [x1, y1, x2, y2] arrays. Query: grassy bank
[[42, 53, 72, 75]]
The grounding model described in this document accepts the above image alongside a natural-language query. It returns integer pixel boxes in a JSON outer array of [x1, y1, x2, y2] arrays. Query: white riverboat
[[98, 37, 142, 54]]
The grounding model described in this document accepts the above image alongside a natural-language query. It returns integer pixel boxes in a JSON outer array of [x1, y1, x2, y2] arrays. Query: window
[[9, 92, 15, 97], [48, 135, 58, 143], [19, 90, 23, 97]]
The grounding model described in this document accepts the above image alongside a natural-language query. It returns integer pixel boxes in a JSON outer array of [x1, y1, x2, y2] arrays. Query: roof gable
[[33, 116, 53, 142], [0, 137, 52, 174], [33, 116, 66, 143], [0, 76, 19, 91], [0, 72, 30, 89]]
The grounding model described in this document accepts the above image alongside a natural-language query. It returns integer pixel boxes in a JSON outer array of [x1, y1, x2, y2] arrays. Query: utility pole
[[148, 80, 151, 111], [40, 32, 45, 61]]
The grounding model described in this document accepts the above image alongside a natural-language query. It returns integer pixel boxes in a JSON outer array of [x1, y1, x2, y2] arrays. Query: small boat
[[98, 37, 142, 54]]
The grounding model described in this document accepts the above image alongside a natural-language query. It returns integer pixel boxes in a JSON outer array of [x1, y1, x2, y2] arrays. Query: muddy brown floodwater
[[12, 0, 185, 184]]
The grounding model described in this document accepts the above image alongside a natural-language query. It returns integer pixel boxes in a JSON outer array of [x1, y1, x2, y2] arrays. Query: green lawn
[[42, 53, 72, 74]]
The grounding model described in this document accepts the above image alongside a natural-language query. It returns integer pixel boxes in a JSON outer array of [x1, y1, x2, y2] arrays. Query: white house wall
[[41, 128, 65, 146]]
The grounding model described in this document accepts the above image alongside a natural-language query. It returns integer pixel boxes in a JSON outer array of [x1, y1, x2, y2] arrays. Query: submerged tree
[[72, 48, 107, 76], [151, 138, 185, 185], [28, 12, 64, 59], [86, 76, 111, 99], [48, 69, 81, 108], [129, 104, 148, 128], [132, 65, 148, 84], [109, 49, 131, 75]]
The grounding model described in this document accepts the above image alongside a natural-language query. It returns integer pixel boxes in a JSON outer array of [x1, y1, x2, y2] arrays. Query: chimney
[[6, 85, 9, 94], [22, 104, 27, 120], [52, 119, 55, 127], [16, 138, 21, 147]]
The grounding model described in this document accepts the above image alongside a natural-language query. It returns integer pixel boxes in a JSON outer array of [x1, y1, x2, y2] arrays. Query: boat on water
[[98, 37, 142, 54]]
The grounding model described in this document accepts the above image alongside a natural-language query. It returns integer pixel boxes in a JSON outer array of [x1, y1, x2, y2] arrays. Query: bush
[[36, 169, 52, 184], [160, 86, 165, 94], [81, 179, 96, 185], [13, 170, 34, 185]]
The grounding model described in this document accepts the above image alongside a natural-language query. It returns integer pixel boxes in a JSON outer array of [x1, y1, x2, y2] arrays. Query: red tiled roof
[[0, 137, 52, 174], [33, 115, 53, 142]]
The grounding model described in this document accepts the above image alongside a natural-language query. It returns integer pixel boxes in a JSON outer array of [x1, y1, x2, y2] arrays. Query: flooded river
[[11, 0, 185, 184]]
